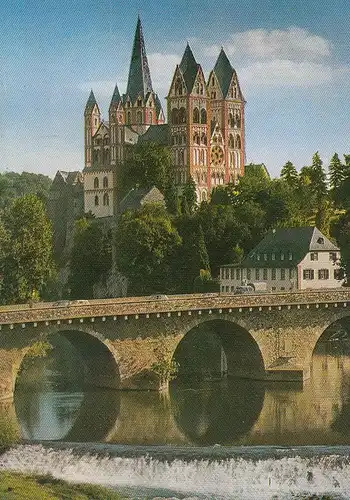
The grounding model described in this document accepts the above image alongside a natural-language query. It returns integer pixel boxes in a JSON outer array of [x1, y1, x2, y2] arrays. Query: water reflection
[[12, 335, 350, 446]]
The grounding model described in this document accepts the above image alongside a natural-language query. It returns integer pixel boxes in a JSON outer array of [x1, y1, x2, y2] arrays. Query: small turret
[[84, 90, 101, 169]]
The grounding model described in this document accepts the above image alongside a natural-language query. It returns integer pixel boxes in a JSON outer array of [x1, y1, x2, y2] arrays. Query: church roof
[[126, 16, 153, 100], [85, 90, 97, 110], [179, 43, 199, 93], [154, 93, 164, 118], [110, 83, 121, 107], [119, 186, 165, 213], [239, 227, 339, 269], [213, 48, 234, 98], [138, 124, 169, 145]]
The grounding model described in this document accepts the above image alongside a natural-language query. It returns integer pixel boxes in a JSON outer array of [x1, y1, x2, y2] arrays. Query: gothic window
[[228, 113, 234, 128], [137, 110, 142, 124], [182, 134, 186, 145], [103, 176, 108, 188], [171, 108, 179, 125], [103, 193, 109, 206], [200, 108, 207, 124], [137, 98, 142, 107], [201, 133, 207, 145], [149, 111, 153, 123], [193, 107, 200, 123], [200, 84, 204, 94], [126, 101, 131, 108], [235, 110, 241, 128], [193, 133, 200, 145], [235, 134, 241, 149], [94, 195, 99, 206], [228, 134, 234, 148], [103, 135, 109, 145], [179, 107, 186, 124], [196, 82, 200, 94], [95, 136, 102, 146], [175, 78, 183, 96], [126, 111, 131, 124], [211, 91, 216, 99], [104, 149, 110, 164], [94, 177, 99, 189], [211, 76, 215, 86], [179, 150, 185, 165]]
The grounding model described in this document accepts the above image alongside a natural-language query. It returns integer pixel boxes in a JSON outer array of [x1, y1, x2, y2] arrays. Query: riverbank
[[0, 471, 124, 499]]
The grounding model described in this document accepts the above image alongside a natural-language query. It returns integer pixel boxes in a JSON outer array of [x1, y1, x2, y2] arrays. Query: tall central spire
[[126, 16, 153, 100]]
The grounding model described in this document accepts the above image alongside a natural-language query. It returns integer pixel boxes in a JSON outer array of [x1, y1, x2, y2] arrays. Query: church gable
[[207, 71, 223, 100], [168, 66, 187, 97], [93, 121, 109, 139], [226, 72, 244, 101]]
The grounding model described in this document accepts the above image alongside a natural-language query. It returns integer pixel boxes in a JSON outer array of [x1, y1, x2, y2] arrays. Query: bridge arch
[[172, 316, 265, 381], [14, 324, 121, 393]]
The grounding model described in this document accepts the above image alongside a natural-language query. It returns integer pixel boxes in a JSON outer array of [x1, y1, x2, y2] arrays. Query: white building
[[220, 227, 344, 293]]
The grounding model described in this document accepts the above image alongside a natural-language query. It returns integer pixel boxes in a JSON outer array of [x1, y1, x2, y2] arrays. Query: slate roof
[[213, 48, 234, 98], [110, 83, 121, 107], [119, 186, 165, 213], [154, 93, 164, 118], [179, 43, 199, 93], [126, 16, 153, 100], [84, 90, 98, 113], [51, 171, 83, 189], [238, 227, 339, 269], [138, 124, 169, 145]]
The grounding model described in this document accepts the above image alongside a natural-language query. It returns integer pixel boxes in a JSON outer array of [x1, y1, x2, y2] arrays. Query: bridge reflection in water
[[9, 322, 350, 447]]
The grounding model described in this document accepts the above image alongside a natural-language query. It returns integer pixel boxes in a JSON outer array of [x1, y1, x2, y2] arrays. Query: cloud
[[204, 27, 331, 62], [148, 52, 181, 95]]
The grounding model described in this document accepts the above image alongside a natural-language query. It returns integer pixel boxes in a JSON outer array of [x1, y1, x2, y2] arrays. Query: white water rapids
[[0, 444, 350, 499]]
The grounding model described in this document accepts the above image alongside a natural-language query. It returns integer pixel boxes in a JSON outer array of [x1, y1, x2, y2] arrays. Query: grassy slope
[[0, 472, 124, 500]]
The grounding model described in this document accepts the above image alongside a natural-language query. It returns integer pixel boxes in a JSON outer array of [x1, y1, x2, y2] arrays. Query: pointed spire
[[110, 83, 121, 107], [85, 89, 97, 109], [213, 48, 234, 98], [126, 16, 153, 100], [179, 43, 199, 93]]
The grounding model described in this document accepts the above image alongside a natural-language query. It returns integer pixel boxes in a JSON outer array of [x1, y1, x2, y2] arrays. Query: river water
[[2, 336, 350, 498]]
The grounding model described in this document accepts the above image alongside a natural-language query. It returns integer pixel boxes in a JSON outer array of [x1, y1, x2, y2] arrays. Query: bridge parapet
[[0, 289, 350, 326]]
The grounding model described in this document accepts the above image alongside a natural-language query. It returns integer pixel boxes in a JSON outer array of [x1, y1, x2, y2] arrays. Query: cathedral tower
[[123, 16, 164, 135], [167, 44, 211, 202], [84, 90, 101, 169], [208, 49, 245, 183]]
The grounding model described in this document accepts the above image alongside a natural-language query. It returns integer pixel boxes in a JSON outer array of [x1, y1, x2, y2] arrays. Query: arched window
[[137, 110, 142, 124], [236, 134, 241, 149], [126, 111, 131, 124], [228, 113, 234, 128], [228, 134, 234, 148], [171, 108, 179, 125], [103, 176, 108, 188], [104, 149, 109, 164], [103, 135, 109, 145], [181, 134, 186, 145], [234, 110, 241, 128], [179, 107, 186, 124], [179, 150, 184, 165], [94, 195, 99, 206], [103, 193, 109, 206], [137, 98, 142, 107], [193, 133, 200, 145], [211, 91, 216, 99], [193, 107, 199, 123], [200, 108, 207, 124], [149, 111, 153, 123], [201, 133, 207, 145], [94, 177, 99, 189]]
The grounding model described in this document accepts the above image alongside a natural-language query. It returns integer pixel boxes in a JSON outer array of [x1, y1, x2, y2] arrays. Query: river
[[1, 334, 350, 498]]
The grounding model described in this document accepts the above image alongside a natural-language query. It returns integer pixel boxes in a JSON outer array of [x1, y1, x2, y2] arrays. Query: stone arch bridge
[[1, 289, 350, 402]]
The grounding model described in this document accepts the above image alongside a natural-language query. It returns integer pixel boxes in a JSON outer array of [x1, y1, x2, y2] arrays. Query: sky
[[1, 0, 350, 178]]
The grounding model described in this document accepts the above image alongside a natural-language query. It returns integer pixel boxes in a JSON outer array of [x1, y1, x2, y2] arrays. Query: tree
[[193, 269, 220, 293], [121, 142, 172, 196], [69, 218, 112, 299], [0, 171, 52, 210], [0, 194, 55, 304], [115, 204, 181, 295], [329, 153, 344, 192], [181, 176, 197, 214], [309, 152, 328, 202], [280, 161, 298, 187]]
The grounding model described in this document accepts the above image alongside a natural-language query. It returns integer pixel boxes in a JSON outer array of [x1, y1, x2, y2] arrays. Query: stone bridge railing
[[1, 289, 350, 326]]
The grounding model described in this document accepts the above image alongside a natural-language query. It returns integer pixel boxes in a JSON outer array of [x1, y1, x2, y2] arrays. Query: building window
[[310, 252, 318, 261], [289, 268, 294, 279], [193, 107, 200, 123], [103, 176, 108, 188], [280, 268, 286, 280], [94, 195, 99, 206], [272, 286, 276, 291], [303, 269, 314, 280], [225, 268, 230, 279], [103, 193, 109, 206], [247, 269, 251, 281], [256, 254, 261, 261], [137, 110, 143, 124], [318, 269, 329, 280], [329, 252, 337, 262], [271, 268, 276, 280], [264, 253, 268, 261], [200, 108, 207, 124], [94, 177, 99, 189], [281, 287, 285, 291], [263, 268, 268, 280], [272, 253, 276, 261], [255, 268, 260, 280], [236, 268, 240, 280], [280, 253, 285, 261], [288, 252, 293, 260], [317, 237, 324, 245]]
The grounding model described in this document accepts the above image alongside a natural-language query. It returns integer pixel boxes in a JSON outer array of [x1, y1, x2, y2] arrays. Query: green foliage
[[193, 269, 220, 293], [181, 175, 197, 213], [151, 340, 179, 388], [115, 204, 181, 295], [0, 194, 55, 304], [0, 171, 52, 210], [69, 218, 112, 299], [121, 142, 172, 196], [280, 161, 298, 187]]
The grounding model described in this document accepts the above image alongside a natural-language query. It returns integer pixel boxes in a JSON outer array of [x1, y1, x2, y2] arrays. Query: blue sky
[[1, 0, 350, 177]]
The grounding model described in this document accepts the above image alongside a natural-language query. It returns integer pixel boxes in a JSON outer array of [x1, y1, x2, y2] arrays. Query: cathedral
[[83, 16, 245, 218]]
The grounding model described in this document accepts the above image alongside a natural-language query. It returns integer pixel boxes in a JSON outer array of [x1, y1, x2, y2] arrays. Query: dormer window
[[288, 252, 293, 260], [264, 253, 268, 261], [272, 253, 276, 261], [256, 254, 261, 261], [281, 253, 285, 260]]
